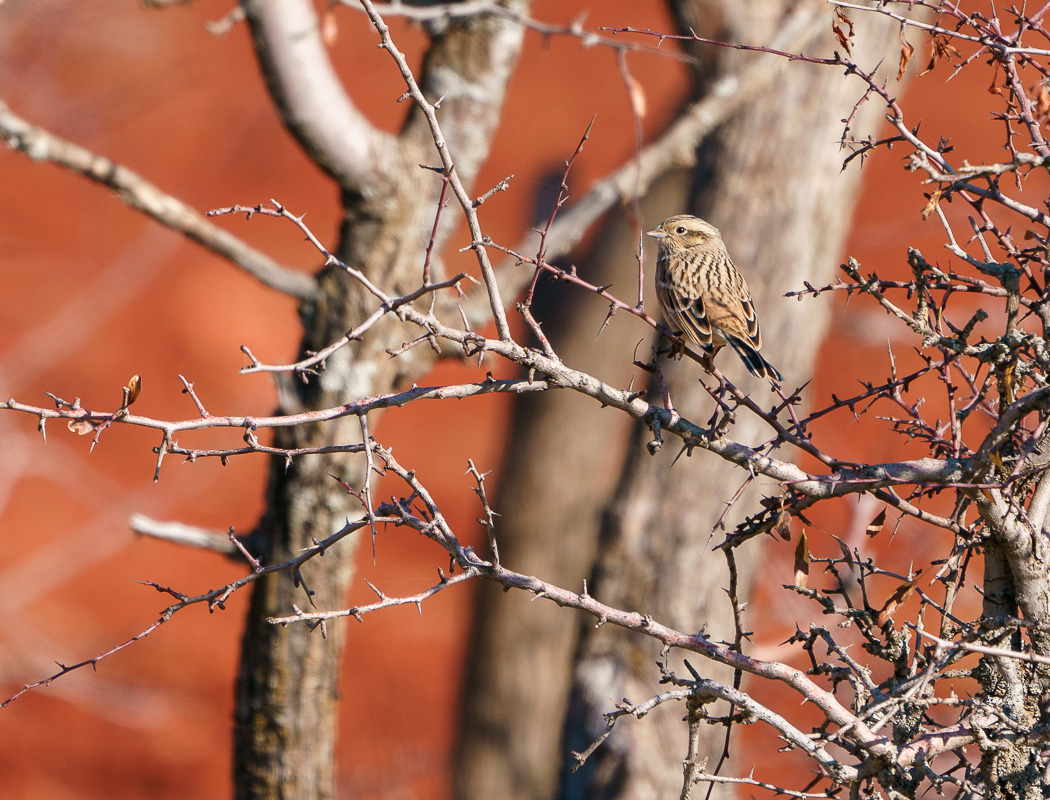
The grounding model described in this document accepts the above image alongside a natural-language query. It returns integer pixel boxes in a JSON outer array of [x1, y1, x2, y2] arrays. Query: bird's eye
[[675, 226, 687, 234]]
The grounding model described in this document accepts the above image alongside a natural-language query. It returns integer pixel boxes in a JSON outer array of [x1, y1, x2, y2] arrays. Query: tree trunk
[[562, 5, 907, 798], [454, 3, 910, 799], [232, 3, 528, 797], [454, 169, 694, 800]]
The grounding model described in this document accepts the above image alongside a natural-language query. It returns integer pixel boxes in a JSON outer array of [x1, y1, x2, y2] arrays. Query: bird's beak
[[646, 227, 667, 239]]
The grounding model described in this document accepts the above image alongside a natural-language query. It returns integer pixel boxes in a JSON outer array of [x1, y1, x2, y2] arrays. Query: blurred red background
[[0, 2, 1030, 797]]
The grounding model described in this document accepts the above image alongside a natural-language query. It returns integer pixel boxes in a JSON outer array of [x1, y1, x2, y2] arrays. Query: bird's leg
[[670, 336, 687, 360], [701, 343, 723, 376], [654, 332, 684, 360]]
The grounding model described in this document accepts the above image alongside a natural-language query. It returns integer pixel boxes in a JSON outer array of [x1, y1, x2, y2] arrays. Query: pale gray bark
[[233, 3, 529, 797], [455, 171, 694, 800], [561, 6, 907, 798], [455, 3, 911, 799]]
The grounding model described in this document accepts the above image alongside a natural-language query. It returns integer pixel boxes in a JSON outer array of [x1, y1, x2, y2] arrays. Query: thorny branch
[[9, 2, 1050, 796]]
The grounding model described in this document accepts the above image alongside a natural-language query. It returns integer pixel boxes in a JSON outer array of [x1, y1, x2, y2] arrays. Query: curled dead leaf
[[774, 506, 792, 540], [921, 33, 961, 76], [897, 28, 914, 81], [832, 9, 854, 55], [1034, 83, 1050, 120], [126, 374, 142, 406], [921, 189, 944, 220], [934, 34, 961, 60], [989, 66, 1005, 97], [68, 418, 99, 436], [793, 530, 810, 589]]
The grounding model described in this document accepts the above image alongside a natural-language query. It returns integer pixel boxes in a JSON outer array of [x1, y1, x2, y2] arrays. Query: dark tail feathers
[[726, 336, 783, 381]]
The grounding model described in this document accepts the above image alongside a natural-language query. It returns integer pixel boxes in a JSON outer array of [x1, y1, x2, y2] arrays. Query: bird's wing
[[709, 259, 762, 350], [656, 270, 715, 349], [736, 284, 763, 349]]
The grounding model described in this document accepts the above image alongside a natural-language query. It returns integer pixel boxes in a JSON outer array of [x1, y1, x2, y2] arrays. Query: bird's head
[[646, 215, 723, 252]]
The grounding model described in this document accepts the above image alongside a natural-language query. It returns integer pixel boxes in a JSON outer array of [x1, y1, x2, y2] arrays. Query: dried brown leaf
[[921, 33, 961, 76], [921, 189, 944, 220], [68, 418, 98, 436], [833, 9, 854, 55], [935, 35, 961, 60], [877, 571, 922, 626], [897, 29, 914, 81], [1035, 83, 1050, 121], [774, 506, 792, 540], [126, 374, 142, 406], [865, 508, 887, 537], [793, 530, 810, 589], [988, 64, 1005, 97]]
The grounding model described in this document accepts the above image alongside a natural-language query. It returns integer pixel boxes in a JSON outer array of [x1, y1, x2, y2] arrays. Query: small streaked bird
[[648, 214, 783, 381]]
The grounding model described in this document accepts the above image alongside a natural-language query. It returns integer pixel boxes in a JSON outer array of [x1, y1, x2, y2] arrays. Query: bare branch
[[360, 0, 513, 340], [269, 568, 476, 625], [241, 0, 398, 191], [915, 627, 1050, 667], [2, 515, 378, 707], [130, 514, 241, 557], [0, 100, 317, 300]]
